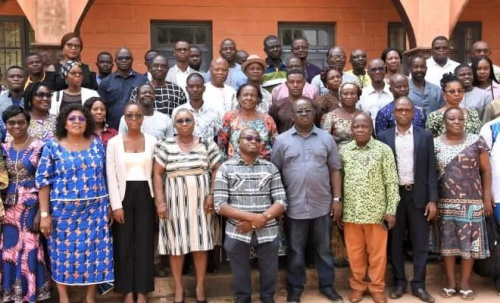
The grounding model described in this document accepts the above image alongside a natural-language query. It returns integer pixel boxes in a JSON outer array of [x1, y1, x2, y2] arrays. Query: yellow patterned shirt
[[340, 138, 400, 224]]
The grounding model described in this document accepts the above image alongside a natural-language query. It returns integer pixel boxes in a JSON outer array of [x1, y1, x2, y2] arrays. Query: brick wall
[[78, 0, 401, 73], [0, 0, 24, 15]]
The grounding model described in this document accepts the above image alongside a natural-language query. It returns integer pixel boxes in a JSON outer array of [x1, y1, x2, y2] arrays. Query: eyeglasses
[[68, 115, 86, 123], [369, 67, 386, 73], [445, 89, 465, 95], [6, 119, 27, 127], [175, 118, 194, 125], [125, 113, 144, 120], [294, 109, 314, 116], [68, 71, 83, 76], [66, 43, 81, 50], [116, 56, 132, 61], [394, 108, 414, 113], [34, 92, 53, 99], [174, 48, 189, 52], [239, 135, 262, 143]]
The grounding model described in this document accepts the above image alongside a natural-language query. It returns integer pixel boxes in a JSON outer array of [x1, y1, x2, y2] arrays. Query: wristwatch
[[333, 197, 342, 203], [41, 211, 49, 218]]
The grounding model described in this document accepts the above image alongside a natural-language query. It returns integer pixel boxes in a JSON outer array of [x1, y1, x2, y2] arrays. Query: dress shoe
[[286, 290, 301, 303], [412, 288, 435, 303], [347, 290, 364, 303], [370, 292, 387, 303], [319, 287, 343, 302], [389, 286, 406, 299]]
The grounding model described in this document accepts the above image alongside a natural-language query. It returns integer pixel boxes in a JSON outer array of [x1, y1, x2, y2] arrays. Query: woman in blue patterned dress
[[35, 104, 114, 303]]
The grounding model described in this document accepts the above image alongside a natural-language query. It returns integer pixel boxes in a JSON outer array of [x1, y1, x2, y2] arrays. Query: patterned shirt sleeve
[[321, 112, 334, 134], [207, 140, 221, 169], [425, 111, 442, 137], [375, 107, 389, 135], [153, 140, 168, 168], [129, 86, 138, 102], [35, 141, 55, 189], [217, 112, 232, 162], [214, 163, 229, 213], [382, 145, 400, 215], [466, 109, 483, 135]]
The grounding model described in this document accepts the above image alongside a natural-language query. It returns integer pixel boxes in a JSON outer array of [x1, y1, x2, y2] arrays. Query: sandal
[[440, 287, 456, 298], [459, 289, 475, 301]]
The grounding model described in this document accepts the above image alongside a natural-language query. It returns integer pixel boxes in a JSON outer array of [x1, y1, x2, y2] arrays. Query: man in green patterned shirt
[[340, 113, 400, 303]]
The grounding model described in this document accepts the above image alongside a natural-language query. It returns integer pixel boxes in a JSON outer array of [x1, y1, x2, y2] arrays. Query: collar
[[236, 156, 261, 165], [395, 124, 413, 136], [113, 70, 135, 78], [174, 64, 190, 74], [265, 58, 285, 69], [348, 138, 375, 150], [365, 83, 391, 95], [291, 125, 320, 136], [185, 101, 208, 113], [428, 56, 454, 69]]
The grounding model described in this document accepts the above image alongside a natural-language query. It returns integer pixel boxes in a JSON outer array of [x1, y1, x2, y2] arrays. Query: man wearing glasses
[[272, 98, 343, 303], [215, 128, 287, 303], [424, 36, 459, 86], [98, 47, 147, 129]]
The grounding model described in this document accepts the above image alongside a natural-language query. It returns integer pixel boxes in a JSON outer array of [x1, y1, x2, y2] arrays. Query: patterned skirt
[[48, 197, 114, 285], [430, 200, 490, 259], [0, 201, 51, 303]]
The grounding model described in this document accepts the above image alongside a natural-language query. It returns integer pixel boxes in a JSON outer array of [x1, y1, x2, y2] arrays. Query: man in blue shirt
[[205, 39, 247, 90], [0, 66, 26, 115], [98, 48, 147, 129], [408, 55, 444, 115]]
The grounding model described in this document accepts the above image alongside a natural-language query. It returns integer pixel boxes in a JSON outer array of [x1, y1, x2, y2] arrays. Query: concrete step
[[62, 261, 447, 302]]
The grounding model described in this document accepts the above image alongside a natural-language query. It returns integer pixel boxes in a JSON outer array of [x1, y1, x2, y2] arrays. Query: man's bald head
[[210, 57, 229, 87], [211, 57, 229, 68], [389, 73, 409, 98], [471, 40, 492, 59]]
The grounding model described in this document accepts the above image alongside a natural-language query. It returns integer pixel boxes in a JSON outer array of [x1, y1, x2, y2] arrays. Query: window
[[278, 23, 335, 68], [0, 16, 33, 84], [450, 21, 482, 63], [387, 22, 407, 51], [150, 22, 212, 72]]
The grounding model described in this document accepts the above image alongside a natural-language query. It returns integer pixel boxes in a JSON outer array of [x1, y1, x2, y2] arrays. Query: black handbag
[[473, 216, 500, 277]]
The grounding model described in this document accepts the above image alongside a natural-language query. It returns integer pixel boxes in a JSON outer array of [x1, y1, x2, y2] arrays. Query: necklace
[[339, 106, 357, 118], [12, 135, 31, 151]]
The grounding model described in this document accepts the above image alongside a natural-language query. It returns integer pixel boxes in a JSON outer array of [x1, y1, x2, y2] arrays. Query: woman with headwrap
[[51, 61, 99, 116]]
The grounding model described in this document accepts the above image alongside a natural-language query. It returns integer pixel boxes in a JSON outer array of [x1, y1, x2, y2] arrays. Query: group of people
[[0, 30, 500, 303]]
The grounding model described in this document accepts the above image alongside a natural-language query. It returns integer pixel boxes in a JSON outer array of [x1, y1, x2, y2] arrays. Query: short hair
[[471, 56, 498, 85], [409, 54, 426, 66], [432, 36, 449, 47], [440, 72, 462, 92], [190, 45, 202, 52], [2, 105, 31, 124], [55, 103, 95, 139], [286, 69, 305, 79], [83, 96, 108, 113], [7, 65, 25, 73], [26, 52, 41, 60], [443, 106, 463, 120], [292, 96, 315, 110], [151, 54, 167, 63], [187, 72, 204, 83], [292, 37, 308, 45], [236, 83, 263, 103], [97, 51, 112, 59], [263, 35, 279, 48], [381, 48, 403, 63], [173, 108, 193, 121], [60, 33, 83, 50], [137, 83, 155, 94], [23, 82, 49, 111], [454, 64, 472, 75], [144, 49, 159, 60]]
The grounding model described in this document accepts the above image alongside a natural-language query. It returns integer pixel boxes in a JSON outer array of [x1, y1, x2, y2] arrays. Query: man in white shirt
[[203, 57, 237, 119], [166, 40, 199, 97], [358, 58, 393, 122], [425, 36, 460, 86]]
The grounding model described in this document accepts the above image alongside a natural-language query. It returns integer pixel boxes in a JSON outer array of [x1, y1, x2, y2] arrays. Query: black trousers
[[113, 181, 155, 294], [390, 186, 430, 291]]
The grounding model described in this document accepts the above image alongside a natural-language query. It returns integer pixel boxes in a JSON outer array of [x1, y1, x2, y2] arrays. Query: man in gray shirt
[[271, 97, 343, 303]]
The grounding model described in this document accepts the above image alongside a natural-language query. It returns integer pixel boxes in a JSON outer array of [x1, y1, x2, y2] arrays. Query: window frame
[[450, 21, 482, 63], [387, 22, 407, 51]]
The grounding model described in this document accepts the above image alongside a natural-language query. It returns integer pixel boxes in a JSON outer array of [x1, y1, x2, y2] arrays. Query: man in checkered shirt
[[130, 54, 187, 117]]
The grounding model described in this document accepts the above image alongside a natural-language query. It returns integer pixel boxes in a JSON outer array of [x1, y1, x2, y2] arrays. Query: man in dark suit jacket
[[377, 96, 438, 303]]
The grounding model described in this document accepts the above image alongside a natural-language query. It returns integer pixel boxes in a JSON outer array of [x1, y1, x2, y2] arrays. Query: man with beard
[[189, 45, 204, 72], [118, 83, 173, 140], [206, 39, 247, 90], [345, 49, 371, 89], [98, 47, 148, 129], [311, 46, 358, 95], [262, 35, 287, 92], [358, 59, 393, 122], [95, 52, 114, 85], [203, 57, 236, 119], [129, 55, 187, 117], [0, 65, 26, 114], [291, 38, 321, 83], [424, 36, 459, 86], [24, 53, 57, 90], [408, 55, 444, 115], [167, 40, 199, 95], [375, 74, 426, 135]]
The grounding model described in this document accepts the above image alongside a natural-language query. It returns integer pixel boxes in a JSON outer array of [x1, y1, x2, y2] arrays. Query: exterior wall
[[78, 0, 401, 73], [0, 0, 24, 15], [458, 0, 500, 64]]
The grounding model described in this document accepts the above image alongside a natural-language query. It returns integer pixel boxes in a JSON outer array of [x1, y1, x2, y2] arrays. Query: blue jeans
[[286, 214, 335, 294]]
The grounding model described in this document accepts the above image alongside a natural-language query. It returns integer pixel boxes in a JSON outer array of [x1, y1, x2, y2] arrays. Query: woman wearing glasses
[[154, 109, 221, 303], [0, 106, 49, 303], [107, 102, 157, 303], [426, 73, 482, 137], [22, 82, 57, 141], [50, 61, 99, 116], [36, 104, 114, 303], [218, 83, 278, 161]]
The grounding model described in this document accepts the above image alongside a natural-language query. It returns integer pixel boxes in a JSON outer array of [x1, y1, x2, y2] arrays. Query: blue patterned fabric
[[35, 138, 114, 285], [375, 101, 426, 135]]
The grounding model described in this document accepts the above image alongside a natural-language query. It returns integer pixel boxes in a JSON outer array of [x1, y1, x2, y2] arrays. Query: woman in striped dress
[[153, 109, 221, 303]]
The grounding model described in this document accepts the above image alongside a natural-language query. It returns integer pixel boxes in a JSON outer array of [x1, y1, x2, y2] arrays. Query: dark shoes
[[286, 290, 301, 303], [389, 286, 406, 299], [319, 287, 344, 302], [412, 288, 435, 303]]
